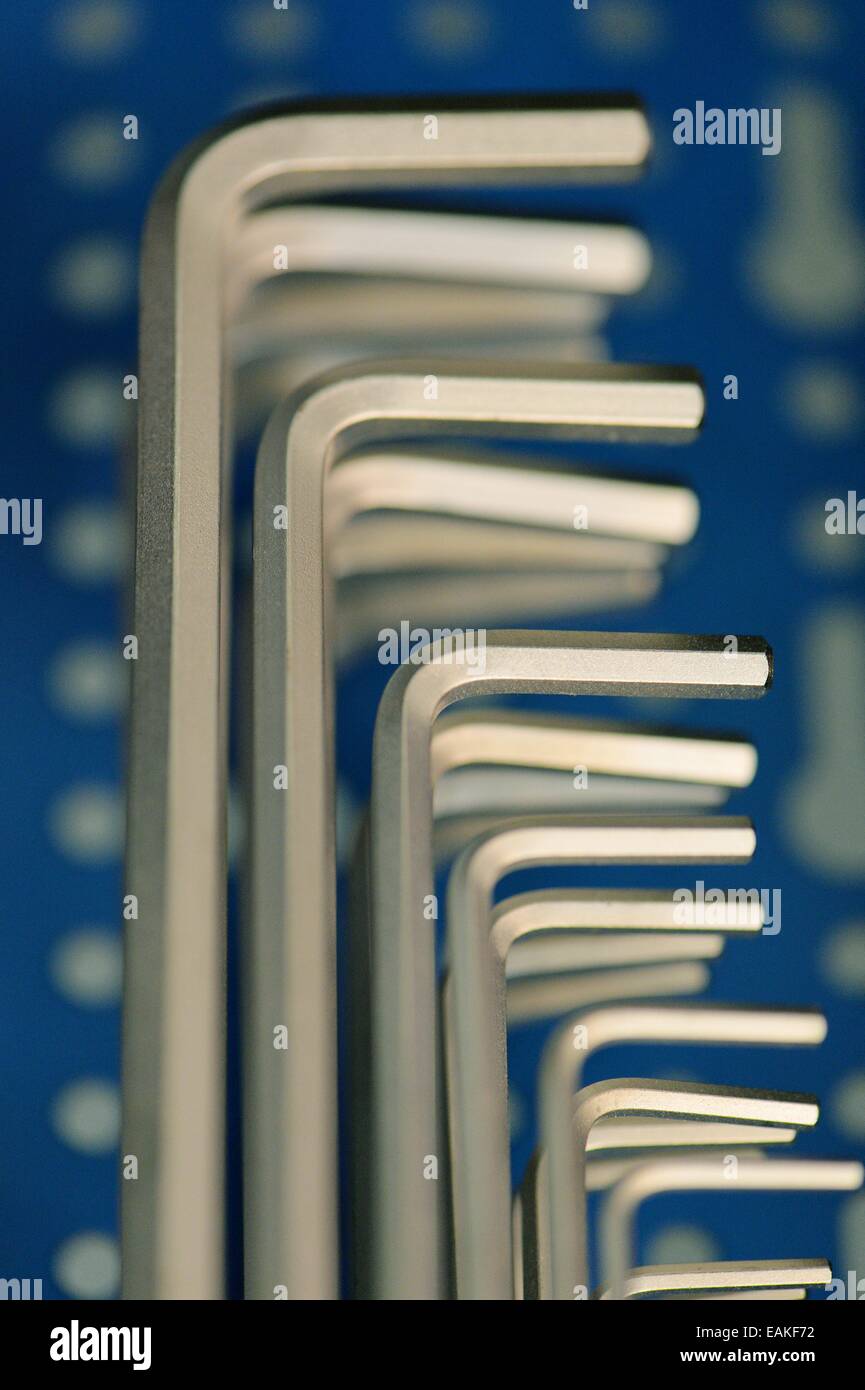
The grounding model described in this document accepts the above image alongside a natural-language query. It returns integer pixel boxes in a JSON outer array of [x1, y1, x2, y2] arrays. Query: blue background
[[1, 0, 863, 1298]]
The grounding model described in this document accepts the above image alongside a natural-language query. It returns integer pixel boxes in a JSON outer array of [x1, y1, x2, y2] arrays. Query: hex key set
[[124, 94, 863, 1301]]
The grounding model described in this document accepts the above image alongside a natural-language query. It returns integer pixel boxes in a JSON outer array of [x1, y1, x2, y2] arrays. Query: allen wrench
[[526, 1002, 828, 1299], [250, 364, 712, 1295], [594, 1257, 831, 1301], [350, 691, 756, 1280], [229, 203, 651, 309], [126, 93, 653, 1299], [337, 569, 661, 663], [570, 1081, 821, 1299], [349, 712, 753, 1291], [513, 1147, 804, 1300], [325, 447, 697, 662], [368, 631, 771, 1298], [230, 204, 646, 425], [249, 362, 705, 1300], [427, 710, 754, 863], [444, 819, 786, 1299], [599, 1154, 865, 1301]]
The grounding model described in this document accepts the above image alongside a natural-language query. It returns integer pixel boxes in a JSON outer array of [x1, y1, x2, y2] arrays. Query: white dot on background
[[50, 927, 122, 1007], [48, 369, 127, 451], [52, 0, 141, 62], [51, 501, 126, 583], [53, 1231, 120, 1298], [646, 1223, 721, 1266], [226, 3, 317, 59], [49, 640, 126, 721], [791, 496, 864, 576], [784, 362, 863, 442], [52, 1078, 120, 1154], [830, 1070, 865, 1142], [48, 113, 131, 189], [587, 0, 665, 55], [758, 0, 835, 52], [50, 236, 133, 317], [49, 784, 124, 864], [820, 921, 865, 997], [404, 0, 492, 59]]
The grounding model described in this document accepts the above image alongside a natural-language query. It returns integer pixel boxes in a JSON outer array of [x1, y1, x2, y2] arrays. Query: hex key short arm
[[230, 203, 651, 306], [445, 817, 766, 1299], [534, 1003, 827, 1300], [369, 632, 771, 1298], [126, 95, 651, 1300], [337, 570, 661, 662], [334, 514, 667, 578], [600, 1155, 864, 1301], [432, 710, 753, 787], [327, 448, 698, 543], [595, 1257, 830, 1300]]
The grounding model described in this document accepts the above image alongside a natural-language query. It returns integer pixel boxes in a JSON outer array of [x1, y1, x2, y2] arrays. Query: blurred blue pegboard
[[1, 0, 863, 1298]]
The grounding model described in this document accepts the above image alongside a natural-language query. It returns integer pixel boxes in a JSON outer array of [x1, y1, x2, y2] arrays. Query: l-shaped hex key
[[250, 367, 706, 1300], [599, 1155, 865, 1301], [369, 632, 771, 1298], [514, 1145, 803, 1299], [349, 711, 753, 1292], [429, 708, 754, 865], [575, 1082, 821, 1299], [445, 826, 807, 1298], [594, 1257, 831, 1300], [527, 1002, 827, 1299], [126, 94, 652, 1299]]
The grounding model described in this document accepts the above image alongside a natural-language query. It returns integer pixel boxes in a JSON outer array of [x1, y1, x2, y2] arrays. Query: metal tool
[[349, 711, 753, 1294], [231, 205, 651, 432], [368, 630, 771, 1298], [573, 1082, 821, 1300], [527, 1002, 827, 1300], [328, 448, 697, 661], [594, 1257, 831, 1301], [337, 570, 660, 662], [126, 94, 652, 1299], [599, 1155, 865, 1300], [325, 447, 697, 662], [233, 279, 609, 437], [444, 821, 787, 1299], [230, 203, 651, 309], [250, 364, 707, 1300], [514, 1149, 801, 1300]]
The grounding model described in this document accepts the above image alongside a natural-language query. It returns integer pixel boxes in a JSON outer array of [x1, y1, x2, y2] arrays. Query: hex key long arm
[[369, 631, 771, 1298], [529, 1002, 827, 1299], [445, 818, 772, 1298], [126, 95, 652, 1300], [600, 1155, 865, 1300]]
